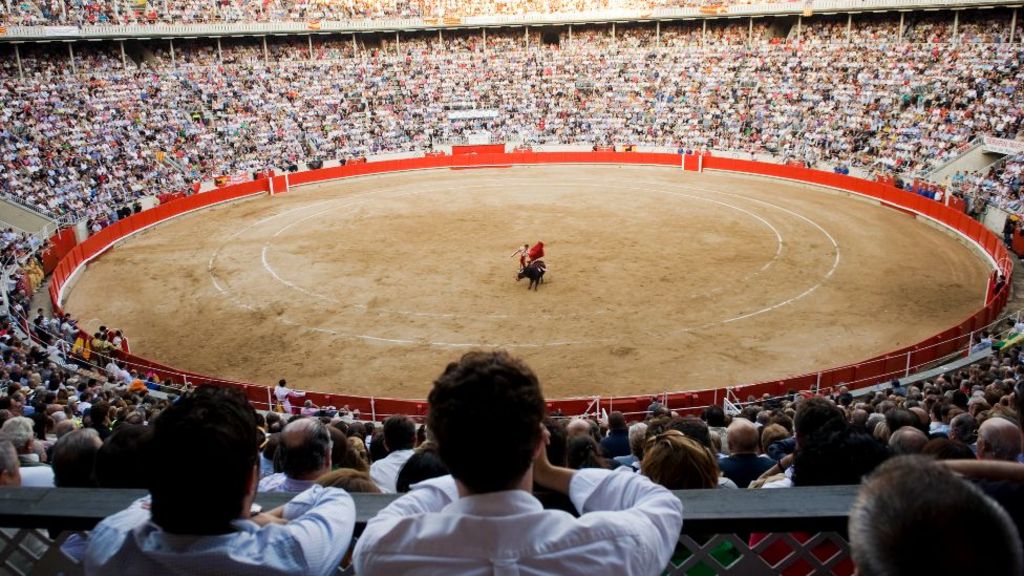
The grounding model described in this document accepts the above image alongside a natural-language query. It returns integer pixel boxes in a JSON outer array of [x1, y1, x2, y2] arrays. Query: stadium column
[[656, 21, 660, 47], [67, 42, 76, 75], [524, 26, 528, 49], [351, 33, 357, 55], [13, 44, 22, 81], [217, 38, 223, 64], [747, 17, 752, 45], [1010, 9, 1017, 44], [611, 22, 615, 42], [169, 39, 175, 66], [795, 16, 801, 42], [396, 32, 400, 56], [263, 36, 269, 65], [952, 10, 959, 43], [702, 19, 707, 44], [846, 13, 852, 43], [898, 12, 904, 42], [119, 40, 127, 71], [308, 35, 313, 60], [568, 25, 572, 42], [483, 28, 487, 54]]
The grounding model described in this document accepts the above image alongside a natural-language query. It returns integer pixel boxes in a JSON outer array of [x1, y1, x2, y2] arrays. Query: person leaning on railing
[[353, 350, 683, 576], [83, 386, 356, 576]]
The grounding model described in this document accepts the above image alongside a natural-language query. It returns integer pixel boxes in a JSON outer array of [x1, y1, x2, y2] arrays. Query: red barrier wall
[[46, 152, 1010, 418]]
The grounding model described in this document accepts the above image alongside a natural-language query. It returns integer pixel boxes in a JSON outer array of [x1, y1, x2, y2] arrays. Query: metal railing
[[0, 485, 857, 575]]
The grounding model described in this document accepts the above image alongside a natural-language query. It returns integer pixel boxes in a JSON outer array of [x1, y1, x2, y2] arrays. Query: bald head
[[889, 426, 928, 455], [978, 417, 1022, 462], [566, 419, 590, 438], [279, 418, 332, 480], [726, 418, 759, 454]]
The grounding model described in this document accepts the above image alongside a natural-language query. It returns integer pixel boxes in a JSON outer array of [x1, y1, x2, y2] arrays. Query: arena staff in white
[[275, 378, 306, 414], [353, 351, 683, 575]]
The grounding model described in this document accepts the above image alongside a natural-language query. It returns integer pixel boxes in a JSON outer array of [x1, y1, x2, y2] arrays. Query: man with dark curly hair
[[84, 386, 355, 576], [353, 350, 683, 575]]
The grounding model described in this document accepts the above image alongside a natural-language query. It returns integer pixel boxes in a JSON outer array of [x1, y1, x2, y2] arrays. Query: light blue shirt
[[84, 485, 354, 576]]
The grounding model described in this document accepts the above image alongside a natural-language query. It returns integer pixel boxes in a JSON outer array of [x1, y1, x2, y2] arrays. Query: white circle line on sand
[[256, 179, 787, 322], [206, 168, 840, 347]]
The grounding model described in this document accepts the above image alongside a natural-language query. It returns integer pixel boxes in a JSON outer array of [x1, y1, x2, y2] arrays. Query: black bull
[[517, 260, 546, 290]]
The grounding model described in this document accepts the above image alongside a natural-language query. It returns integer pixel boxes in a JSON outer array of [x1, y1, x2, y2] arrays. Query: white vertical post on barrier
[[904, 351, 912, 377], [370, 397, 377, 422], [284, 172, 290, 194], [14, 44, 22, 81], [698, 152, 703, 173], [267, 387, 273, 412], [968, 330, 975, 351], [269, 175, 274, 196], [815, 372, 822, 394]]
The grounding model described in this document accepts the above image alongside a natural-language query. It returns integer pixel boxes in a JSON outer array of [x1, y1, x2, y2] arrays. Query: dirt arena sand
[[64, 165, 990, 398]]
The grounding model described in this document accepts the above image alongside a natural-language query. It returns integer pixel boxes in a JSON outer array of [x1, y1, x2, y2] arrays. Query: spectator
[[259, 417, 333, 493], [369, 414, 416, 494], [395, 443, 449, 493], [718, 419, 774, 488], [1, 416, 53, 487], [84, 386, 355, 575], [978, 417, 1022, 462], [566, 435, 609, 470], [0, 439, 20, 486], [641, 429, 720, 490], [95, 425, 151, 488], [888, 426, 929, 455], [949, 412, 978, 448], [612, 422, 647, 470], [353, 351, 682, 575], [52, 428, 102, 487], [316, 468, 381, 493], [849, 455, 1022, 575], [599, 411, 629, 458]]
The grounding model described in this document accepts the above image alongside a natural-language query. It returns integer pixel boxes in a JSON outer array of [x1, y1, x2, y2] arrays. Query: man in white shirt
[[353, 351, 683, 575], [0, 416, 54, 487], [369, 414, 416, 493], [85, 386, 354, 576], [259, 417, 332, 493], [274, 379, 305, 414]]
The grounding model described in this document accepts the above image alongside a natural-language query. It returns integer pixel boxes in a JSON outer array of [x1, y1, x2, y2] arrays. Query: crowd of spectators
[[1, 0, 804, 26], [0, 15, 1021, 222], [0, 340, 1022, 573], [953, 154, 1024, 215]]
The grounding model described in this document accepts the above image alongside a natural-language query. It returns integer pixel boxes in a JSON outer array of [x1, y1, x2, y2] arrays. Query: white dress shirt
[[84, 485, 355, 576], [353, 468, 683, 576], [369, 449, 414, 494], [258, 472, 317, 493]]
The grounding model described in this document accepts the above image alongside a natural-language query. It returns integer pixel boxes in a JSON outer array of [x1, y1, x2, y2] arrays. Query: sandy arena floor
[[64, 166, 990, 399]]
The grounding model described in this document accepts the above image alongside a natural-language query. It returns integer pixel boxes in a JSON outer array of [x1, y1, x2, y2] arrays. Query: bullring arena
[[63, 161, 990, 399]]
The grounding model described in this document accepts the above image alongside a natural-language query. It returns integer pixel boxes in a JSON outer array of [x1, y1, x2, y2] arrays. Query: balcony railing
[[0, 485, 858, 575]]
